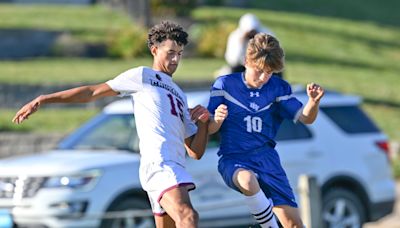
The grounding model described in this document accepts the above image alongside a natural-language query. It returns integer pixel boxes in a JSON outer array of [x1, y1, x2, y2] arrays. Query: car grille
[[0, 176, 47, 199]]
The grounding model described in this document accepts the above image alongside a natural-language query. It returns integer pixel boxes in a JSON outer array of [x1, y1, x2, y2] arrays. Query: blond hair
[[245, 33, 284, 72]]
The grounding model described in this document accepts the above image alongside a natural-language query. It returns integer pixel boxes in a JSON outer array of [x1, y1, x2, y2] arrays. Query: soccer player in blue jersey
[[208, 33, 324, 228]]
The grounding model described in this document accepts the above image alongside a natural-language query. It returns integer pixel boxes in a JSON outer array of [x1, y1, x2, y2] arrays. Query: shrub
[[52, 33, 87, 57], [106, 26, 149, 59], [193, 21, 235, 58]]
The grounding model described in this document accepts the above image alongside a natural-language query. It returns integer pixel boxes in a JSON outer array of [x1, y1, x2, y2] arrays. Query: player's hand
[[12, 97, 41, 124], [306, 83, 324, 103], [189, 105, 210, 123], [214, 104, 228, 124]]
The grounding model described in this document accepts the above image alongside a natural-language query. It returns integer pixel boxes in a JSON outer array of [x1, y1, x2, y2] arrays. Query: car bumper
[[0, 189, 103, 228], [369, 199, 396, 222], [8, 200, 100, 228]]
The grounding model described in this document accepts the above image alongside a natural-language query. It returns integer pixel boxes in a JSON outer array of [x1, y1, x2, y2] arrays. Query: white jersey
[[106, 66, 197, 166]]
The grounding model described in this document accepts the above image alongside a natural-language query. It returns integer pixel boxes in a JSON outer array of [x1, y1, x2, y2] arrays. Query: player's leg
[[273, 205, 303, 228], [159, 185, 198, 228], [256, 163, 304, 227], [233, 168, 260, 195], [233, 168, 279, 228], [140, 161, 197, 228], [154, 213, 176, 228]]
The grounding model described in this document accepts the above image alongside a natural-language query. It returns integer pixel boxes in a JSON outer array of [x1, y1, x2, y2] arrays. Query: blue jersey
[[208, 72, 303, 156]]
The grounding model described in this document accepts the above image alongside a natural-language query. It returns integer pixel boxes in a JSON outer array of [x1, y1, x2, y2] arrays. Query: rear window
[[276, 120, 312, 141], [321, 106, 380, 133], [66, 114, 139, 152]]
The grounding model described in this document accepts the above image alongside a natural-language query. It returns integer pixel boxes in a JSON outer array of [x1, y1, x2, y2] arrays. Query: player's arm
[[208, 104, 228, 134], [185, 105, 210, 160], [12, 83, 118, 124], [298, 83, 324, 124]]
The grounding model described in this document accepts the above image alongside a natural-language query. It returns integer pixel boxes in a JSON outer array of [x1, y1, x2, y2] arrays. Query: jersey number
[[244, 115, 262, 133], [167, 93, 183, 121]]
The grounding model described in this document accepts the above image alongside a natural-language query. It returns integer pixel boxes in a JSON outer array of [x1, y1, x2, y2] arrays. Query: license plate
[[0, 209, 13, 228]]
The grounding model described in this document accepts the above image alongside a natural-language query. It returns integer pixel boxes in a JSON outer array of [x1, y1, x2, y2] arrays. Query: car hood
[[0, 150, 140, 176]]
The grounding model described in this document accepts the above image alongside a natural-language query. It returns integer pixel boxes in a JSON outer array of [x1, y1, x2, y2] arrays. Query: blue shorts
[[218, 148, 298, 207]]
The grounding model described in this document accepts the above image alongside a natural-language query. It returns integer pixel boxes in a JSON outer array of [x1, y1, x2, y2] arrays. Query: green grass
[[0, 4, 399, 144], [0, 57, 225, 84], [249, 0, 400, 27], [0, 108, 98, 134], [0, 4, 133, 42]]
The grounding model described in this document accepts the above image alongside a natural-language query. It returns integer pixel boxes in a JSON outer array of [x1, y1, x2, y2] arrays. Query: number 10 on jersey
[[244, 115, 262, 133]]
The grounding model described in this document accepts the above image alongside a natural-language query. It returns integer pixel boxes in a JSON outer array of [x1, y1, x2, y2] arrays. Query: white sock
[[244, 190, 279, 228]]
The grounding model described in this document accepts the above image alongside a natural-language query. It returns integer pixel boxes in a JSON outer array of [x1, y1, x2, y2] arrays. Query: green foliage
[[106, 26, 149, 59], [151, 0, 196, 17], [392, 158, 400, 179], [201, 0, 224, 6], [51, 34, 88, 57], [193, 21, 236, 58]]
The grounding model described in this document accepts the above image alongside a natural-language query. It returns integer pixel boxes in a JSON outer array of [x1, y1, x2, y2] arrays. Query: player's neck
[[152, 66, 173, 77], [243, 72, 262, 89]]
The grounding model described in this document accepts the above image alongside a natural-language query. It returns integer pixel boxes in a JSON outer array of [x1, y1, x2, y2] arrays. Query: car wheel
[[322, 188, 366, 228], [100, 197, 154, 228]]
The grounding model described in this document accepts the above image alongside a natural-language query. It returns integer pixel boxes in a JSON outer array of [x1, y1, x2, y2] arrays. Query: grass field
[[0, 3, 399, 143], [0, 57, 225, 84], [1, 108, 98, 133], [0, 4, 132, 42]]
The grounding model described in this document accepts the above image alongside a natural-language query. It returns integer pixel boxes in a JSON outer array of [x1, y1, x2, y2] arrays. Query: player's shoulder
[[213, 72, 242, 91], [139, 66, 155, 76], [215, 72, 242, 84], [118, 66, 146, 76], [267, 75, 292, 94], [128, 67, 168, 82], [269, 75, 289, 86]]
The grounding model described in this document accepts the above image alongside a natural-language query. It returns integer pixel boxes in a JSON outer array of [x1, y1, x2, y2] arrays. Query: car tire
[[100, 197, 154, 228], [322, 188, 366, 228]]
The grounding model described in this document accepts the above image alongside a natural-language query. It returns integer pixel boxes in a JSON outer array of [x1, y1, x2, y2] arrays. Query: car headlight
[[43, 169, 102, 190]]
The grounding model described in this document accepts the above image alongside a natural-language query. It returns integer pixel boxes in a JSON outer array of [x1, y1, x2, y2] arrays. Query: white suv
[[0, 88, 395, 228]]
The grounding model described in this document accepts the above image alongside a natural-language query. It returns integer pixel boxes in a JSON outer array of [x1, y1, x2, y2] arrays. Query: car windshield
[[60, 114, 139, 153]]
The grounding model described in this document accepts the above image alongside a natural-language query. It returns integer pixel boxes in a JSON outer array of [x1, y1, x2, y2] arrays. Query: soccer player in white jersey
[[13, 21, 211, 228], [208, 33, 324, 228]]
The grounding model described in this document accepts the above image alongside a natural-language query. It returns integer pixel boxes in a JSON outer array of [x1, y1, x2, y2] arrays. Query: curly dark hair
[[147, 21, 188, 49]]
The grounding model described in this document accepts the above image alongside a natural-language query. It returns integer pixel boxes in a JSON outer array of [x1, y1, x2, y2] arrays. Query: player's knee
[[234, 169, 260, 195], [175, 204, 198, 226], [183, 206, 198, 222], [290, 221, 304, 228], [190, 209, 199, 223], [281, 217, 303, 228], [292, 219, 304, 228]]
